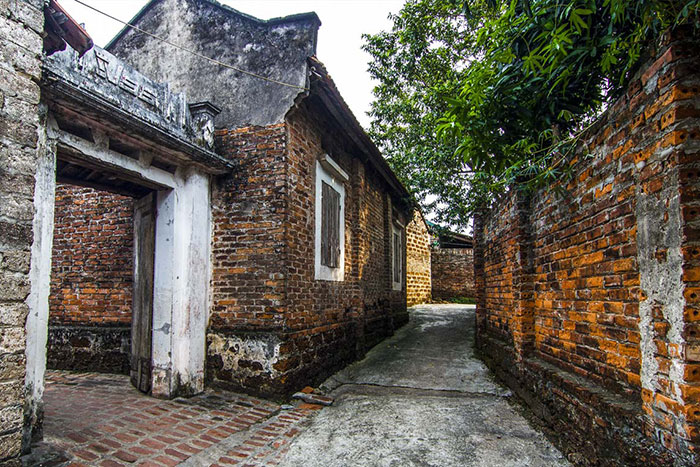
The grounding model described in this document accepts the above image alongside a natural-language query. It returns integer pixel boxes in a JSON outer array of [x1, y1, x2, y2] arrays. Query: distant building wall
[[48, 185, 133, 374], [406, 210, 431, 306], [431, 247, 475, 300]]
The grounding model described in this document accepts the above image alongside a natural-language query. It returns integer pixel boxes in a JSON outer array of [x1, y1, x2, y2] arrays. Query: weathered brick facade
[[207, 98, 409, 397], [406, 210, 431, 306], [0, 0, 44, 461], [431, 246, 475, 300], [475, 31, 700, 465], [48, 185, 133, 373]]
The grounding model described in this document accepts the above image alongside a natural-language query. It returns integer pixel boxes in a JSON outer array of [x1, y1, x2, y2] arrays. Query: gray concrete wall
[[0, 0, 44, 461], [107, 0, 319, 129]]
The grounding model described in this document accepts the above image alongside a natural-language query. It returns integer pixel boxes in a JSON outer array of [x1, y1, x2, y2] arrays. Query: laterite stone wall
[[48, 185, 134, 374], [406, 210, 431, 306], [0, 0, 44, 462], [475, 31, 700, 466]]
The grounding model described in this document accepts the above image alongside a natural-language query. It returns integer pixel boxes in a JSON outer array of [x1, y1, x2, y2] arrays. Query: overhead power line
[[72, 0, 310, 91]]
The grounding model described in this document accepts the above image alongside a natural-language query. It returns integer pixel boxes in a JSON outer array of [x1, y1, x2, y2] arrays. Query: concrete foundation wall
[[47, 326, 130, 374], [475, 31, 700, 465], [406, 211, 431, 306], [0, 0, 44, 461]]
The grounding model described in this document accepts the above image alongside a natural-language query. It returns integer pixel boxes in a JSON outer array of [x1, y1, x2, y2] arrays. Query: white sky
[[59, 0, 406, 129]]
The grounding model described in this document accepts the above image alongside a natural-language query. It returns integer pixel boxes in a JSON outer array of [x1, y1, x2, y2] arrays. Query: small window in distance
[[315, 158, 345, 281], [392, 223, 403, 291]]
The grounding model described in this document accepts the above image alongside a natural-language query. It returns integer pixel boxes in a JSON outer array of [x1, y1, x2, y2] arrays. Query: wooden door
[[131, 192, 156, 393]]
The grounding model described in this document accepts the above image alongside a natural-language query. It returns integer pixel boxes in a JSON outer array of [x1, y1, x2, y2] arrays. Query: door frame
[[26, 114, 211, 408]]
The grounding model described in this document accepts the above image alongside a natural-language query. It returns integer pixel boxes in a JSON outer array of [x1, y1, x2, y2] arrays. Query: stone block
[[0, 405, 22, 432], [0, 171, 35, 198], [0, 271, 30, 301], [0, 302, 28, 327], [0, 220, 33, 250], [0, 192, 35, 222], [0, 16, 43, 63], [0, 114, 39, 148], [0, 353, 25, 381], [0, 380, 22, 407], [0, 429, 22, 462], [0, 327, 25, 353], [0, 65, 40, 105], [0, 250, 31, 273], [0, 142, 40, 176]]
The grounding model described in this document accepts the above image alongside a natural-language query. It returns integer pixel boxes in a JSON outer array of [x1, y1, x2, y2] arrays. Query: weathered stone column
[[0, 0, 45, 461], [151, 167, 211, 398]]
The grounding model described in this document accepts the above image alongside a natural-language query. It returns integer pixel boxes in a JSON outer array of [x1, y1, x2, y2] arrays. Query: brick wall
[[431, 246, 475, 300], [50, 185, 133, 326], [0, 0, 44, 461], [475, 31, 700, 465], [282, 100, 407, 389], [207, 99, 408, 397], [207, 122, 289, 396], [406, 210, 431, 306], [47, 185, 133, 373]]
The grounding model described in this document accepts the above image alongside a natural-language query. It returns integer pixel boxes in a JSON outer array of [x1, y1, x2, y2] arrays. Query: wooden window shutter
[[321, 181, 341, 268], [393, 231, 401, 283]]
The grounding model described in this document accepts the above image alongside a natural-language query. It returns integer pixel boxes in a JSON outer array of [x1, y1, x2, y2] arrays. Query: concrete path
[[278, 304, 570, 467]]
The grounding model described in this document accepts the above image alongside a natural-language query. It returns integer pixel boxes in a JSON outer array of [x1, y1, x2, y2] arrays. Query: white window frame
[[392, 222, 403, 291], [315, 156, 347, 281]]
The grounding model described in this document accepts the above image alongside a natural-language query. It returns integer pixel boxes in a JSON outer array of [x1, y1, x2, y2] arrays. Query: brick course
[[431, 246, 475, 300], [0, 0, 44, 462], [475, 31, 700, 465], [406, 210, 431, 306]]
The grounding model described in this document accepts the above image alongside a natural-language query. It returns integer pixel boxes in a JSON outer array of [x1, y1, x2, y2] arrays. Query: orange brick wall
[[50, 185, 134, 326], [406, 210, 431, 306], [475, 31, 700, 465]]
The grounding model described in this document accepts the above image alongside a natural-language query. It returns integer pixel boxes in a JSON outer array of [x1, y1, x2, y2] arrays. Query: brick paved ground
[[22, 371, 321, 466]]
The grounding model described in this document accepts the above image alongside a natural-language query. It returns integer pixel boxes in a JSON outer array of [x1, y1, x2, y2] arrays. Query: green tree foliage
[[365, 0, 699, 228]]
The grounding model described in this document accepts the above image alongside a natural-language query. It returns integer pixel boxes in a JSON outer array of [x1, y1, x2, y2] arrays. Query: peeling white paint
[[24, 112, 56, 442], [636, 171, 686, 397], [151, 167, 211, 397]]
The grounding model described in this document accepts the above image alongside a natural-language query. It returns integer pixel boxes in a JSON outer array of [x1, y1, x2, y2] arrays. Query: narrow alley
[[24, 305, 569, 466], [278, 304, 570, 466]]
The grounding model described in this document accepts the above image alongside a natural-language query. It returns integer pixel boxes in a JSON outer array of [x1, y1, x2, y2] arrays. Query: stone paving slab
[[23, 371, 320, 467]]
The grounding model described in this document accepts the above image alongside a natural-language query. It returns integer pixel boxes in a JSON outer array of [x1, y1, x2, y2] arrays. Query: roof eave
[[307, 57, 411, 207]]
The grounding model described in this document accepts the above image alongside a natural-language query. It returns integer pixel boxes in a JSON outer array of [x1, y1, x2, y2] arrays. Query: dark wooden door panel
[[131, 192, 156, 394]]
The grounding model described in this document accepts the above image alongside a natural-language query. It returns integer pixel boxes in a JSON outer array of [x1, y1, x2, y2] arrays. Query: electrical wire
[[72, 0, 310, 91]]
